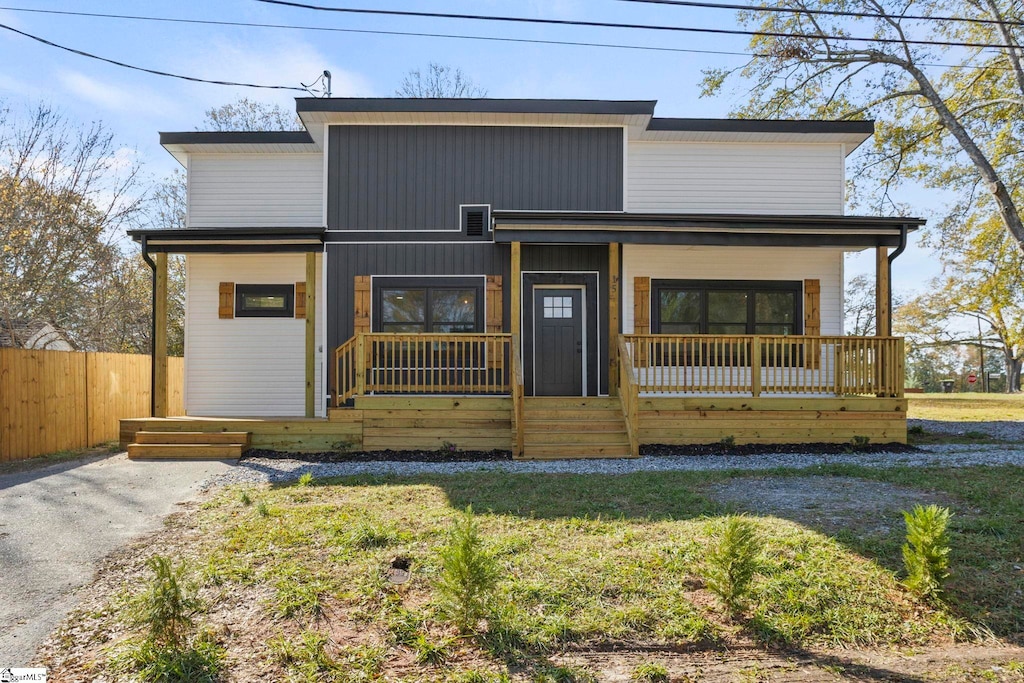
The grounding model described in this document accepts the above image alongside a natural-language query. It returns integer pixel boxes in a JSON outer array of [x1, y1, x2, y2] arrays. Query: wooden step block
[[133, 431, 251, 445], [523, 432, 629, 445], [521, 444, 633, 459], [127, 443, 247, 460], [523, 397, 621, 410], [523, 409, 625, 421], [523, 420, 627, 432]]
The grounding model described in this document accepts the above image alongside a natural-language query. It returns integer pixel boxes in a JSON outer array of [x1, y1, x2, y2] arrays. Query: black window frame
[[372, 277, 485, 334], [652, 279, 803, 336], [235, 284, 295, 318]]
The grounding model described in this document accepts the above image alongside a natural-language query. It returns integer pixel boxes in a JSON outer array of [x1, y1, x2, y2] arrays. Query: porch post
[[608, 243, 620, 396], [305, 252, 317, 418], [875, 246, 890, 337], [511, 242, 521, 340], [153, 252, 168, 418]]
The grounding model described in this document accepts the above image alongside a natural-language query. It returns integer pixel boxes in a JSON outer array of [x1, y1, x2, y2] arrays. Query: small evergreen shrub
[[436, 505, 500, 633], [115, 556, 223, 682], [902, 504, 952, 601], [703, 515, 762, 615]]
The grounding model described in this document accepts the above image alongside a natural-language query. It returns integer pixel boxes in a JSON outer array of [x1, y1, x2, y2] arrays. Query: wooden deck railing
[[621, 334, 904, 397], [334, 333, 513, 402], [617, 336, 640, 457]]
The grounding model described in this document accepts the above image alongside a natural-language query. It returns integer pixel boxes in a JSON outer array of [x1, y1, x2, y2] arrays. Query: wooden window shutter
[[803, 279, 821, 335], [486, 275, 503, 333], [486, 275, 503, 369], [803, 279, 821, 369], [633, 277, 651, 334], [295, 282, 307, 319], [218, 282, 234, 319], [353, 275, 371, 335]]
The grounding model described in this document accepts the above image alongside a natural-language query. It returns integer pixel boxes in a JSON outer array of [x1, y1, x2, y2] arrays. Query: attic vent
[[461, 205, 490, 239], [466, 210, 485, 236]]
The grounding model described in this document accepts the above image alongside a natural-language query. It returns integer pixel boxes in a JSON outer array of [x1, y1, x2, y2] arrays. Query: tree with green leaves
[[701, 0, 1024, 251], [895, 214, 1023, 392]]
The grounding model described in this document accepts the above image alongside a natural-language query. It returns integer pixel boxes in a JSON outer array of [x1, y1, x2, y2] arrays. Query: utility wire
[[0, 6, 757, 60], [0, 21, 307, 90], [0, 5, 1010, 72], [617, 0, 1024, 30], [253, 0, 1021, 50]]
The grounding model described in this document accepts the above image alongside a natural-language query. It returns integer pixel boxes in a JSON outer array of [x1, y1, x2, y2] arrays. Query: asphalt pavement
[[0, 453, 232, 666]]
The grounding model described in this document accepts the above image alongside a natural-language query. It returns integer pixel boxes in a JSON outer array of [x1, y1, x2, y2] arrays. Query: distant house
[[124, 98, 922, 459], [0, 319, 74, 351]]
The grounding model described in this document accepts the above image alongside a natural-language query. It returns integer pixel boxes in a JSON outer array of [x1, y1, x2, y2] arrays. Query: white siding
[[626, 141, 844, 214], [622, 245, 845, 335], [185, 253, 325, 417], [187, 153, 323, 227]]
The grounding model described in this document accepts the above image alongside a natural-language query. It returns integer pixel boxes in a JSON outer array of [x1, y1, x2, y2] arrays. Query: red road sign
[[967, 373, 978, 384]]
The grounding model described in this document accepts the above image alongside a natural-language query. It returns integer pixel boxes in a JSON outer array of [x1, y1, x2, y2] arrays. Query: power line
[[0, 6, 756, 60], [0, 5, 1009, 73], [617, 0, 1024, 30], [0, 21, 307, 91], [254, 0, 1020, 50]]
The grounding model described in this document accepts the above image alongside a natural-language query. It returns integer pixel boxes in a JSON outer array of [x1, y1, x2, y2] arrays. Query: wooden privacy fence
[[0, 349, 184, 462]]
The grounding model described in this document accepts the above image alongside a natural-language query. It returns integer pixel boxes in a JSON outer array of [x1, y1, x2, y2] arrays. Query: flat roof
[[295, 98, 658, 115]]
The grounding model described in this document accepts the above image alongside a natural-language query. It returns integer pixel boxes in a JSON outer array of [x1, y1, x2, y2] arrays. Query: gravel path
[[208, 442, 1024, 488], [909, 418, 1024, 441]]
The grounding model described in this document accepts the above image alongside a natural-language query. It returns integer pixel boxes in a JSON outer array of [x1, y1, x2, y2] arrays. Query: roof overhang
[[158, 131, 317, 166], [129, 227, 325, 253], [492, 211, 923, 248]]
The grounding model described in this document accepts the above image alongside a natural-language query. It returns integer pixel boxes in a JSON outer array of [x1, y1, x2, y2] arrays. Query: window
[[235, 284, 294, 318], [653, 280, 801, 335], [375, 279, 483, 333], [542, 296, 573, 319]]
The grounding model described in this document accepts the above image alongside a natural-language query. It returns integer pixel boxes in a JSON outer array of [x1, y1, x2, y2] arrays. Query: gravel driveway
[[0, 453, 233, 666]]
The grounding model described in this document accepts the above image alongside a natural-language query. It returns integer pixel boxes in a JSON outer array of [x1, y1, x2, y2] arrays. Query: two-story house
[[122, 98, 921, 459]]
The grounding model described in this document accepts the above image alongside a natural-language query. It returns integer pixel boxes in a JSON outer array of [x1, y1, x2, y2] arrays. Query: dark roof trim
[[646, 118, 874, 134], [492, 211, 923, 230], [129, 227, 325, 242], [494, 230, 908, 248], [296, 98, 657, 115], [159, 131, 314, 146]]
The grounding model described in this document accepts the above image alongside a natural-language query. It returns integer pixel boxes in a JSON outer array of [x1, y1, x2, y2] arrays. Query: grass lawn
[[40, 466, 1024, 682], [908, 392, 1024, 422]]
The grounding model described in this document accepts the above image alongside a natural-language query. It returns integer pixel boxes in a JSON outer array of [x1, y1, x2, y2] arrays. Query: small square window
[[542, 295, 573, 319], [236, 284, 294, 318]]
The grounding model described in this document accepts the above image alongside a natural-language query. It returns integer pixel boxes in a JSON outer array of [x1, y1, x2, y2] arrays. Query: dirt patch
[[706, 475, 957, 536], [558, 643, 1024, 682], [244, 448, 512, 463]]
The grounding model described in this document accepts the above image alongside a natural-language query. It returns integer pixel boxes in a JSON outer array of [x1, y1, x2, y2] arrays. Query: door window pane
[[543, 295, 573, 319]]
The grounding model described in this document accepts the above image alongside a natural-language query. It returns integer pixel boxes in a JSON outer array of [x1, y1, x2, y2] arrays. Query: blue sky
[[0, 0, 940, 294]]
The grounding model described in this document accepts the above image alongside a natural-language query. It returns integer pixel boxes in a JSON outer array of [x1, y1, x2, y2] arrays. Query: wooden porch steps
[[520, 397, 633, 459], [127, 431, 251, 460]]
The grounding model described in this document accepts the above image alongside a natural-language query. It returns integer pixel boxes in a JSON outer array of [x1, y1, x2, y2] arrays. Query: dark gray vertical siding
[[327, 242, 511, 360], [327, 126, 623, 230], [521, 245, 609, 394]]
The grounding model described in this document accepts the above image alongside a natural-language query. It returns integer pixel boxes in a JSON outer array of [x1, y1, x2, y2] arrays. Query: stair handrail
[[511, 334, 525, 458], [333, 335, 360, 406], [617, 335, 640, 458]]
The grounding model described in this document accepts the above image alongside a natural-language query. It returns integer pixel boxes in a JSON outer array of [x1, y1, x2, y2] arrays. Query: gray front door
[[534, 288, 584, 396]]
